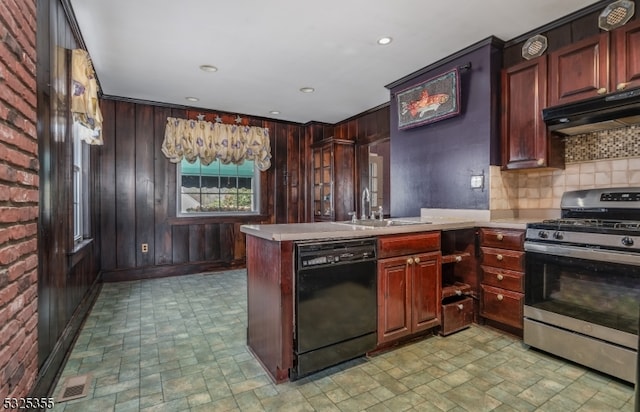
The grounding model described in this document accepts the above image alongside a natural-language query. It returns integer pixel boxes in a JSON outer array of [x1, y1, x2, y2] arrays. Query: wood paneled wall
[[303, 106, 391, 222], [351, 105, 391, 215], [32, 0, 102, 398], [98, 100, 305, 281]]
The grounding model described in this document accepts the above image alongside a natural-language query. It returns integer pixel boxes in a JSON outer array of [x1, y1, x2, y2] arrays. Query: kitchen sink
[[335, 219, 431, 228]]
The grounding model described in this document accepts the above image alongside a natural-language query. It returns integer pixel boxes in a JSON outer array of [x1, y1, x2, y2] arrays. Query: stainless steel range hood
[[542, 87, 640, 135]]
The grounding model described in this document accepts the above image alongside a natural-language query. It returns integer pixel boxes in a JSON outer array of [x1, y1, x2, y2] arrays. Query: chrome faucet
[[361, 187, 370, 220]]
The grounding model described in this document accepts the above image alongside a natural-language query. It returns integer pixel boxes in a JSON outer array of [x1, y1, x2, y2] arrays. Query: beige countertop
[[240, 217, 474, 242], [240, 212, 553, 242]]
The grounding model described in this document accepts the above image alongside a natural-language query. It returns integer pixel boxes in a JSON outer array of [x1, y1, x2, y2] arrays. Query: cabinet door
[[549, 33, 609, 106], [612, 18, 640, 91], [501, 57, 551, 170], [310, 138, 355, 222], [377, 257, 411, 344], [411, 252, 441, 333], [311, 144, 334, 221], [332, 140, 355, 222]]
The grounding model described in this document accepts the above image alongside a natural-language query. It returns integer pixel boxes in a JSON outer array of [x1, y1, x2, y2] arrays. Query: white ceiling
[[69, 0, 601, 124]]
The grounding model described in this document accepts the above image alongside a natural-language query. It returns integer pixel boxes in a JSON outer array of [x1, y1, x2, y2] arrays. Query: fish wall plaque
[[396, 67, 460, 130]]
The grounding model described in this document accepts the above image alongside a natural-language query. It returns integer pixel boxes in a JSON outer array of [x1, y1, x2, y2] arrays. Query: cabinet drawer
[[481, 247, 524, 272], [480, 285, 523, 329], [378, 232, 440, 258], [481, 265, 524, 293], [441, 296, 473, 336], [479, 228, 524, 250]]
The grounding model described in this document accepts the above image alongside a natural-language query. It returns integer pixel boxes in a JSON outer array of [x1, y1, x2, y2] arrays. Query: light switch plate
[[470, 175, 484, 189]]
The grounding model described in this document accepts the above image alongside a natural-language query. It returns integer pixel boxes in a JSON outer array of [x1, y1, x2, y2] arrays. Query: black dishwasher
[[293, 238, 377, 379]]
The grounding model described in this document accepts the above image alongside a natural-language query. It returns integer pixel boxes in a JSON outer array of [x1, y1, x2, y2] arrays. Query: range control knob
[[621, 236, 634, 247], [538, 231, 549, 239], [553, 231, 564, 240]]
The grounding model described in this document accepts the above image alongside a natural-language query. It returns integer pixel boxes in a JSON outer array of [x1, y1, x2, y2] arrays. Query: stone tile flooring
[[51, 270, 636, 411]]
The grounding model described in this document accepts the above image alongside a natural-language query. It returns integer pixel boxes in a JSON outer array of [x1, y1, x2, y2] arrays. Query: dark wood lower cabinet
[[245, 235, 293, 384], [412, 254, 441, 332], [377, 257, 411, 342], [480, 285, 524, 329], [441, 296, 474, 336], [377, 251, 441, 345], [479, 228, 525, 334]]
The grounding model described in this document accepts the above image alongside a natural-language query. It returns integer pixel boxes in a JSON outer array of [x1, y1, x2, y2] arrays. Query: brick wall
[[0, 0, 39, 399]]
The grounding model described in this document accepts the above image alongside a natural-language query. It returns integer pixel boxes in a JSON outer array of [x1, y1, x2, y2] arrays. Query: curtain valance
[[161, 117, 271, 171], [71, 49, 103, 145]]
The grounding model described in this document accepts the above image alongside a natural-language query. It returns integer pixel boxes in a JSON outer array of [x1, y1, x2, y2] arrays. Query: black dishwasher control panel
[[297, 238, 377, 268]]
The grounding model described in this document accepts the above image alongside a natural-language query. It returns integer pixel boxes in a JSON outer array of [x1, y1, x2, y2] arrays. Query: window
[[178, 158, 259, 215], [72, 125, 90, 244], [369, 152, 384, 209]]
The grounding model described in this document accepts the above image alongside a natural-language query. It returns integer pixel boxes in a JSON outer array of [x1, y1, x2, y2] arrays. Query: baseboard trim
[[101, 260, 246, 282]]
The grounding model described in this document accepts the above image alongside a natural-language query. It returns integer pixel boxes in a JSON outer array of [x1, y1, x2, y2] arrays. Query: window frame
[[176, 158, 262, 217], [72, 129, 90, 244]]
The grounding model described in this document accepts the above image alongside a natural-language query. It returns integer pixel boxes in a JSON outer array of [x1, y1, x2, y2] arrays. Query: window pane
[[179, 158, 258, 214], [73, 131, 83, 243], [73, 166, 81, 241]]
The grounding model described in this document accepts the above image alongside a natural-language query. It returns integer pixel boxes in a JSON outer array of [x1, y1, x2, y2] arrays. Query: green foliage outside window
[[180, 159, 257, 214]]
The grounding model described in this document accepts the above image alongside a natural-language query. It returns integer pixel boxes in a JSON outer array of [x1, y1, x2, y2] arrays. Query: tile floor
[[51, 269, 636, 411]]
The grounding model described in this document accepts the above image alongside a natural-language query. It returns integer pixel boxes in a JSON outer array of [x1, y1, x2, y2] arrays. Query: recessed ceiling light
[[199, 64, 218, 72], [377, 36, 392, 45], [269, 110, 281, 115], [185, 96, 199, 102], [299, 87, 315, 93]]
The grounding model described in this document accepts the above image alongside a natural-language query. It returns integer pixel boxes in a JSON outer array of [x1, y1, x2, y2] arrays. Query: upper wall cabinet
[[501, 20, 640, 171], [612, 18, 640, 92], [548, 33, 609, 106], [501, 56, 563, 170], [549, 18, 640, 106]]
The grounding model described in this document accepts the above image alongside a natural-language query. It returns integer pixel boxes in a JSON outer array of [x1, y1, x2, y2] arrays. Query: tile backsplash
[[565, 125, 640, 162], [491, 125, 640, 210]]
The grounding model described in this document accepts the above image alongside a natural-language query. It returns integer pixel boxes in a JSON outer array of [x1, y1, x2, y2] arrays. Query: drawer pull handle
[[496, 234, 503, 241], [457, 304, 464, 310], [407, 257, 414, 265], [497, 274, 504, 281], [617, 82, 629, 91], [496, 254, 503, 261], [455, 255, 462, 262], [414, 257, 420, 264], [497, 294, 504, 301]]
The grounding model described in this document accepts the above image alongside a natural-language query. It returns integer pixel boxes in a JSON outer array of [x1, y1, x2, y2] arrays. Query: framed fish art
[[396, 67, 460, 130]]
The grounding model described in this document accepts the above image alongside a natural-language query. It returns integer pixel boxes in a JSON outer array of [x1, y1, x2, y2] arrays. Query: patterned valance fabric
[[161, 117, 272, 171], [71, 49, 103, 145]]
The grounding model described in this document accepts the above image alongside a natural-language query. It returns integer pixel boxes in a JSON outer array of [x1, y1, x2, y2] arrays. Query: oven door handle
[[525, 242, 640, 266]]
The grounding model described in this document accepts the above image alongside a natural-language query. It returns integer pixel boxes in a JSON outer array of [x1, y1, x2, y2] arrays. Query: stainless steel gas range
[[524, 187, 640, 384]]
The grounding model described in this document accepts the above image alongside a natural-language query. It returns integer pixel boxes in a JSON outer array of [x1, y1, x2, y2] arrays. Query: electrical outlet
[[141, 243, 148, 253], [470, 175, 484, 189]]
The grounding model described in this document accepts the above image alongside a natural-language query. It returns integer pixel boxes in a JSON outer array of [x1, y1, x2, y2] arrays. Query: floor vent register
[[57, 374, 91, 402]]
